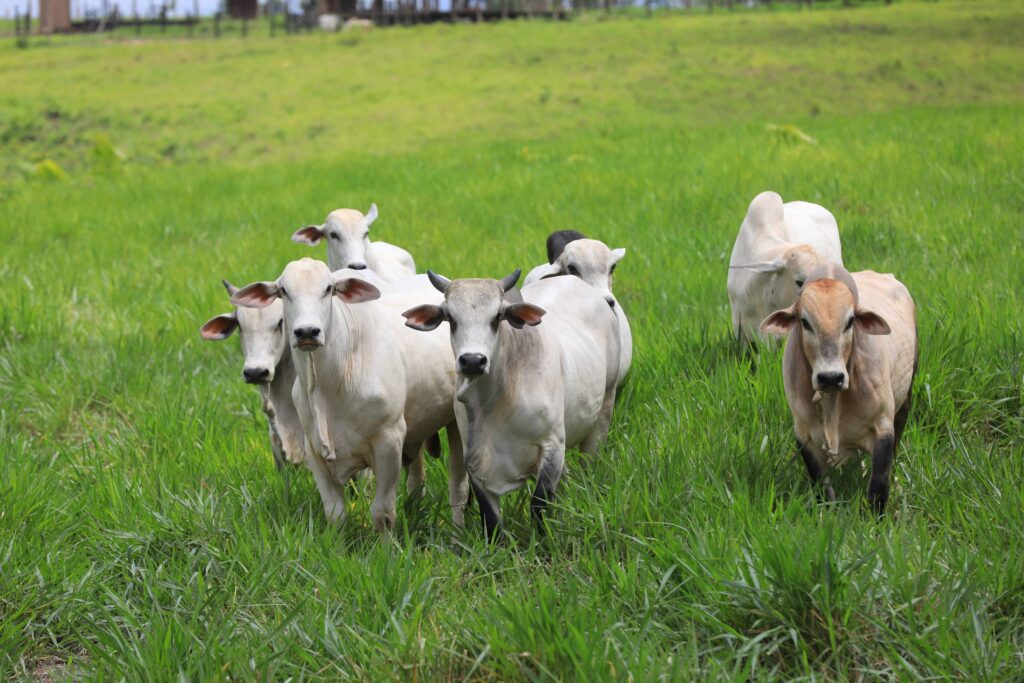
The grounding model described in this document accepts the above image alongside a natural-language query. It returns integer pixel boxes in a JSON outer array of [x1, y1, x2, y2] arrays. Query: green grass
[[2, 1, 1023, 679]]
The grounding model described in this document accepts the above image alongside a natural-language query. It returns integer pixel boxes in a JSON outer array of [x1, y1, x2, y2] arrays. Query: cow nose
[[294, 326, 321, 340], [347, 263, 367, 270], [457, 353, 487, 377], [816, 371, 845, 389], [243, 367, 270, 384]]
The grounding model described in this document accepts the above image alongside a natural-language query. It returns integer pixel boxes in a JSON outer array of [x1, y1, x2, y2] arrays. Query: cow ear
[[292, 225, 325, 246], [730, 258, 785, 274], [610, 247, 626, 265], [365, 203, 378, 227], [232, 282, 280, 308], [504, 303, 546, 329], [200, 313, 238, 340], [855, 309, 891, 335], [402, 304, 445, 331], [534, 263, 563, 281], [760, 306, 797, 335], [333, 277, 381, 304]]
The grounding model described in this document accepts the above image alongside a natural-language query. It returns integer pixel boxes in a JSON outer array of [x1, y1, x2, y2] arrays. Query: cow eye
[[324, 285, 332, 296], [845, 317, 855, 331], [328, 233, 338, 241], [567, 264, 579, 276], [276, 320, 283, 332], [363, 232, 369, 239], [801, 318, 813, 333], [279, 287, 288, 299], [795, 278, 805, 288], [448, 318, 457, 331], [609, 264, 616, 275]]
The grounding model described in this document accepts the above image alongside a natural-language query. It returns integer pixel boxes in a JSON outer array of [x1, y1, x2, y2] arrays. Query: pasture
[[2, 0, 1023, 678]]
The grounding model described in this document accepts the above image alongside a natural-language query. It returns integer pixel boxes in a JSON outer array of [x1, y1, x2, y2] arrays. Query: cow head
[[402, 269, 545, 378], [532, 238, 626, 309], [200, 280, 288, 385], [760, 266, 890, 392], [731, 244, 829, 310], [291, 204, 379, 272], [231, 258, 381, 352]]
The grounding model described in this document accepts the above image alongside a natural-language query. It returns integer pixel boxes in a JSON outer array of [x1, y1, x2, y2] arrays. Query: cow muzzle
[[293, 325, 324, 350], [243, 366, 272, 385], [347, 263, 367, 271], [457, 353, 488, 377], [814, 371, 848, 392]]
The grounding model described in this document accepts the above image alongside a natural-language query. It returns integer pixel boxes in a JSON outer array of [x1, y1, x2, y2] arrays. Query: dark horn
[[222, 279, 239, 296], [427, 270, 451, 293], [498, 268, 521, 292]]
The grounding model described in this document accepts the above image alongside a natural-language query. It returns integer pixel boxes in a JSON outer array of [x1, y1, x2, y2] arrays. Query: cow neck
[[295, 299, 362, 462], [268, 345, 295, 412]]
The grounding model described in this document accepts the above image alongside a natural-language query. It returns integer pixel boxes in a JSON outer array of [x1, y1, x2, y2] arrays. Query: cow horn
[[498, 269, 521, 292], [427, 270, 451, 293], [222, 279, 239, 296]]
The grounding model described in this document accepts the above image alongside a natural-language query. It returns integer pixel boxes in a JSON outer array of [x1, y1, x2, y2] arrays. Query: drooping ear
[[504, 303, 546, 329], [534, 263, 564, 281], [365, 203, 378, 227], [200, 313, 238, 340], [730, 258, 785, 274], [221, 279, 239, 296], [759, 306, 797, 335], [402, 304, 446, 331], [610, 247, 626, 265], [292, 225, 325, 246], [855, 309, 891, 335], [231, 282, 280, 308], [333, 277, 381, 304]]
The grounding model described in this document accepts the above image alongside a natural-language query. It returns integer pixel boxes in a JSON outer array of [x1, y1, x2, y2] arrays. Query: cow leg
[[268, 424, 287, 472], [868, 432, 896, 516], [304, 451, 348, 526], [446, 422, 470, 530], [531, 443, 566, 536], [369, 431, 404, 533], [798, 440, 836, 503], [894, 388, 913, 446], [471, 479, 501, 543], [402, 440, 426, 497], [580, 391, 615, 462]]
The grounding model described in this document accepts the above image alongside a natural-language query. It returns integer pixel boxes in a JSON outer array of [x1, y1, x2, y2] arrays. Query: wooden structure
[[227, 0, 259, 19], [39, 0, 72, 33]]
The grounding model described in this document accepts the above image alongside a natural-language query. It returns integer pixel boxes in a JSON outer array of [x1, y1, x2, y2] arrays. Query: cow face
[[200, 280, 287, 385], [760, 278, 891, 392], [402, 270, 545, 378], [535, 239, 625, 308], [291, 204, 378, 272], [731, 244, 829, 309], [231, 258, 381, 353]]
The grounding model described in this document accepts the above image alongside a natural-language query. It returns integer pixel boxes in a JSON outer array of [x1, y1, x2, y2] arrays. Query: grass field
[[2, 1, 1024, 679]]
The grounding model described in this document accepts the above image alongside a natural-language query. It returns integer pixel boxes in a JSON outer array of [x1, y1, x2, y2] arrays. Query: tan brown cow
[[760, 264, 917, 514]]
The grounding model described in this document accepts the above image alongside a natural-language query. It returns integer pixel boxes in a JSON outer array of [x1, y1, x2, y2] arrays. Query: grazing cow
[[231, 258, 466, 531], [728, 191, 843, 345], [291, 204, 416, 282], [402, 270, 620, 540], [200, 280, 305, 471], [760, 264, 917, 514], [524, 236, 632, 388]]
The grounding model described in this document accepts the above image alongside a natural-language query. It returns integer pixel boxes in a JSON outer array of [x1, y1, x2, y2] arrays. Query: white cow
[[728, 191, 843, 345], [402, 270, 620, 540], [291, 204, 416, 283], [760, 264, 917, 514], [200, 280, 305, 470], [231, 258, 466, 532], [523, 234, 631, 388]]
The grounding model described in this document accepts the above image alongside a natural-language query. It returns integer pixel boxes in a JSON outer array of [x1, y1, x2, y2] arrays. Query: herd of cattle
[[201, 190, 918, 538]]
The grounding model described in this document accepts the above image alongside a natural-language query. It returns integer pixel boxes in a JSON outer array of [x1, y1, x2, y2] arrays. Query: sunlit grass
[[1, 0, 1023, 679]]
